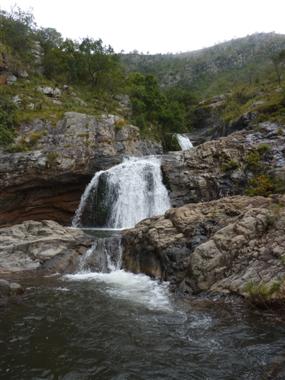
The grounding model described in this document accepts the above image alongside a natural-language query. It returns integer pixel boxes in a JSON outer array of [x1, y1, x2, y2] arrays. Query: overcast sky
[[1, 0, 285, 53]]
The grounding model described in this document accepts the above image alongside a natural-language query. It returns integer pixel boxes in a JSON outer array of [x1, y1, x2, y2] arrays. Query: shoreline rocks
[[0, 220, 91, 274], [122, 195, 285, 304]]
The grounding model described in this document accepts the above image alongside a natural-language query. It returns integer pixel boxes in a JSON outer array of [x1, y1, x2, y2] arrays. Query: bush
[[245, 174, 274, 196], [244, 150, 262, 171], [257, 143, 271, 155], [221, 159, 239, 172], [0, 95, 16, 146]]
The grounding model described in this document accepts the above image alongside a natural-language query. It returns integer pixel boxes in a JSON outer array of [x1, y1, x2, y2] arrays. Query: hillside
[[121, 33, 285, 97], [1, 9, 285, 152]]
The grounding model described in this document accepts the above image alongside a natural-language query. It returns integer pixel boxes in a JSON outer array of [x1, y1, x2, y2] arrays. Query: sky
[[1, 0, 285, 54]]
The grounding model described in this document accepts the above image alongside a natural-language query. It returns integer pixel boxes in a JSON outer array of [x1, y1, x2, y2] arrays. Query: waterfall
[[65, 233, 171, 311], [176, 134, 193, 150], [78, 235, 122, 273], [68, 156, 172, 311], [72, 156, 170, 229]]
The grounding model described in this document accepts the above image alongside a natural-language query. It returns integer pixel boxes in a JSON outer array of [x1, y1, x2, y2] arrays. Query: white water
[[70, 156, 172, 310], [72, 156, 170, 229], [72, 171, 104, 227], [65, 270, 172, 311], [65, 233, 172, 311], [176, 134, 193, 150]]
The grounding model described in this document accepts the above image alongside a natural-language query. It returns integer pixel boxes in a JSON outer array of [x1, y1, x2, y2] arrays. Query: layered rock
[[0, 112, 161, 227], [0, 220, 91, 274], [163, 122, 285, 207], [122, 195, 285, 303]]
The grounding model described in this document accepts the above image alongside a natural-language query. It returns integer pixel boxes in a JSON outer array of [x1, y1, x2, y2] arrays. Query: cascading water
[[176, 134, 193, 150], [72, 156, 170, 229], [68, 155, 172, 310], [65, 232, 172, 311]]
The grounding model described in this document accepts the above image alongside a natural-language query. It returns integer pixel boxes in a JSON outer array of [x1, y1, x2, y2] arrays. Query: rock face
[[189, 93, 257, 145], [0, 112, 161, 227], [0, 220, 91, 274], [163, 122, 285, 207], [122, 195, 285, 302]]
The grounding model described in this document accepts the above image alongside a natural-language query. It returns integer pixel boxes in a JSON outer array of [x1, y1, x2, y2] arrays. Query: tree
[[77, 38, 123, 91], [0, 8, 35, 61], [271, 50, 285, 85]]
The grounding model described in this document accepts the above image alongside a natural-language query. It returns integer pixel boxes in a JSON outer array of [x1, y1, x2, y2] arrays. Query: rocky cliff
[[0, 112, 161, 227], [122, 195, 285, 304], [163, 122, 285, 207]]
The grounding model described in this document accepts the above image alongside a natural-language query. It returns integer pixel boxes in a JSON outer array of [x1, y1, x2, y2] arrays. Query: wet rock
[[122, 195, 285, 302]]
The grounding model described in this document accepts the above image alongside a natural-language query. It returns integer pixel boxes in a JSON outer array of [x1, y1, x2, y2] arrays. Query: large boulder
[[0, 112, 162, 227], [122, 195, 285, 303], [0, 220, 91, 274]]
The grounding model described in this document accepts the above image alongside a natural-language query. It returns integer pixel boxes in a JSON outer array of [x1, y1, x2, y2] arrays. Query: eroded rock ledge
[[0, 112, 161, 227], [122, 195, 285, 303]]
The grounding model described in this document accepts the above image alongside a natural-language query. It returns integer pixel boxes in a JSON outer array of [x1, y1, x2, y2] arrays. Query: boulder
[[122, 195, 285, 303], [0, 220, 91, 273]]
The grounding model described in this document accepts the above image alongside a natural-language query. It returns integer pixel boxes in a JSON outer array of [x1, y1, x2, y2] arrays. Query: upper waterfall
[[73, 156, 170, 229], [176, 134, 193, 150]]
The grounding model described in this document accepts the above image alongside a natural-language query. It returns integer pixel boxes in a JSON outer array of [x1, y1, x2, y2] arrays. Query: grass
[[221, 159, 239, 172], [244, 280, 282, 304]]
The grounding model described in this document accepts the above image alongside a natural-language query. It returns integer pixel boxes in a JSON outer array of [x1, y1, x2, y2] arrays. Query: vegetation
[[0, 94, 16, 145], [245, 175, 275, 197], [0, 8, 197, 148], [221, 159, 239, 172], [121, 33, 285, 98], [244, 280, 282, 305], [1, 7, 285, 152], [127, 73, 195, 146]]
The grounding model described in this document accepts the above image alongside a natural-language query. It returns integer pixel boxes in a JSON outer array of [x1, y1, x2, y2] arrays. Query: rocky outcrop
[[122, 195, 285, 303], [189, 93, 258, 145], [0, 112, 161, 227], [163, 122, 285, 207], [0, 220, 91, 274]]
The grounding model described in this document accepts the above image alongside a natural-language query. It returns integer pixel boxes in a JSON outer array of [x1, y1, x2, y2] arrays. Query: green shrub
[[257, 143, 271, 155], [46, 151, 59, 167], [245, 174, 274, 196], [244, 280, 281, 304], [244, 150, 262, 171], [0, 95, 16, 146], [221, 159, 239, 172]]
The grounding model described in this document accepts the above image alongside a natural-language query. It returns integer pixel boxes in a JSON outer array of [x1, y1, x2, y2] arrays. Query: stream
[[1, 273, 285, 379]]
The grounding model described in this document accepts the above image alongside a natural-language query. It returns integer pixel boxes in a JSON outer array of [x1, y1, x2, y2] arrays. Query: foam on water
[[64, 270, 172, 312]]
